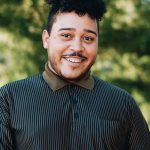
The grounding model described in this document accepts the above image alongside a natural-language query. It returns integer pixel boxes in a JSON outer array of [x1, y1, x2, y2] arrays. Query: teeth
[[65, 58, 82, 63]]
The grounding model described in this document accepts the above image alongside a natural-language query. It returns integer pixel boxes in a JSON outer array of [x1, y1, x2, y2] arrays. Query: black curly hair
[[45, 0, 106, 34]]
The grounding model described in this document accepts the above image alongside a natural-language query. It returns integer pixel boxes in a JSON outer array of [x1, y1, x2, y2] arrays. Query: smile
[[64, 57, 83, 63]]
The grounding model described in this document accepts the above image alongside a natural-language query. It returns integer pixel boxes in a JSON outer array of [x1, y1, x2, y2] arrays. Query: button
[[74, 112, 79, 119], [69, 85, 75, 95], [71, 97, 78, 105]]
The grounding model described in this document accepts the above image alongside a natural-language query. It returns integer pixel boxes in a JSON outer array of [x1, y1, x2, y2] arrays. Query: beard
[[48, 59, 95, 82]]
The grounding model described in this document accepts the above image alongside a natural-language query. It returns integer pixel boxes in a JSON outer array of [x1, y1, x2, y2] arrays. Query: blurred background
[[0, 0, 150, 128]]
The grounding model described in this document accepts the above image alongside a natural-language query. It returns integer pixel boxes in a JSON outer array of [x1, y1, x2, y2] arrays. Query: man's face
[[42, 11, 98, 80]]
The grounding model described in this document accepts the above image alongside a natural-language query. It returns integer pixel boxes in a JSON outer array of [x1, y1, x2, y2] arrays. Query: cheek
[[48, 40, 69, 55], [86, 46, 97, 60], [47, 45, 65, 64]]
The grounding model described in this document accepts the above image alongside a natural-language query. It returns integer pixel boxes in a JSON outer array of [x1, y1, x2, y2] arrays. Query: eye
[[61, 33, 72, 40], [83, 36, 94, 42]]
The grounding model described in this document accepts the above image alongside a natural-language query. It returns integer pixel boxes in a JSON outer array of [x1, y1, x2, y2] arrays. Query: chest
[[10, 87, 128, 150]]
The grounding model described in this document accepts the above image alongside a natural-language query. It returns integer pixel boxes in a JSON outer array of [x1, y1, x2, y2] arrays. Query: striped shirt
[[0, 65, 150, 149]]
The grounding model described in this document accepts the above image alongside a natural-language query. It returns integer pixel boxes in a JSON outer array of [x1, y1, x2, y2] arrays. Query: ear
[[42, 29, 49, 49]]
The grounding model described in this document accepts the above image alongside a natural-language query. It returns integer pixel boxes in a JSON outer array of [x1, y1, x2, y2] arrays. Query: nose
[[70, 38, 84, 52]]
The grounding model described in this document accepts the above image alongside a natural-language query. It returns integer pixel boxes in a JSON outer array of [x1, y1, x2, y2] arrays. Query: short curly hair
[[45, 0, 106, 34]]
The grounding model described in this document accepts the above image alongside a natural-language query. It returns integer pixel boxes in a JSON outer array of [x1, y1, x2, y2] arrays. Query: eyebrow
[[84, 29, 97, 36], [58, 28, 97, 36]]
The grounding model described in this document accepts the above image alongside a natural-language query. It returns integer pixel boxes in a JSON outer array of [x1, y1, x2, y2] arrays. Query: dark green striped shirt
[[0, 73, 150, 149]]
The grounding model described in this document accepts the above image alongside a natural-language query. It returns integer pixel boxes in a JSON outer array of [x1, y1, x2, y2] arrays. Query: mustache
[[63, 52, 87, 59]]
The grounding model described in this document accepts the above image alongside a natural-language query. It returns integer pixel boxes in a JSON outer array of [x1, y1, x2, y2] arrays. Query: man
[[0, 0, 150, 149]]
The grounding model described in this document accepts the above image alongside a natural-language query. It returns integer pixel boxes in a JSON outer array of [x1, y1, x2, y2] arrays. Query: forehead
[[52, 12, 98, 32]]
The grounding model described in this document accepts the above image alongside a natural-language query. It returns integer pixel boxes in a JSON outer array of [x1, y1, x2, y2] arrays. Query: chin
[[61, 72, 88, 81], [61, 75, 80, 81]]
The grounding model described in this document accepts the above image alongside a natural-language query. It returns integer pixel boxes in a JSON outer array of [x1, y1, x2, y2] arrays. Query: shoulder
[[93, 76, 129, 95], [0, 74, 44, 94], [92, 76, 143, 121], [92, 76, 136, 106]]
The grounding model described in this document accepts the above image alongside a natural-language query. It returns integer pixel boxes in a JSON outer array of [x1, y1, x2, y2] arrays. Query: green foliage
[[0, 0, 150, 128]]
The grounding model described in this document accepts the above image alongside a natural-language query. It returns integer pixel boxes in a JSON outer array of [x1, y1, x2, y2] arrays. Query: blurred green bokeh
[[0, 0, 150, 128]]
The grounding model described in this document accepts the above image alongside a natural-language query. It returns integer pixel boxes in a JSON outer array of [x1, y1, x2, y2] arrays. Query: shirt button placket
[[74, 112, 79, 119], [69, 85, 79, 130]]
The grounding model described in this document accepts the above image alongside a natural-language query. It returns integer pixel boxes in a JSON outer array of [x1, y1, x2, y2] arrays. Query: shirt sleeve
[[127, 96, 150, 149], [0, 86, 15, 150]]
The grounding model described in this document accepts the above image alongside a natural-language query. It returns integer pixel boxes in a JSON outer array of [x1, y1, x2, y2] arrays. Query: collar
[[42, 63, 94, 91]]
